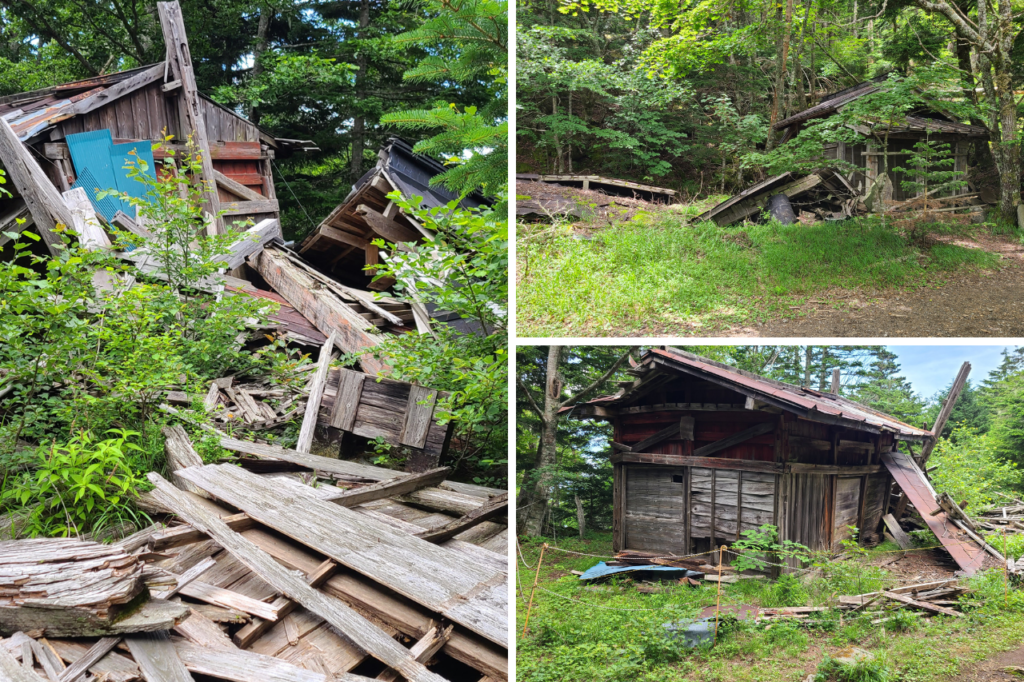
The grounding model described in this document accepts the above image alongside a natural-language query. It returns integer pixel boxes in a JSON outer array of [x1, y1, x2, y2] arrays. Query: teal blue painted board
[[110, 140, 156, 218], [66, 130, 128, 217]]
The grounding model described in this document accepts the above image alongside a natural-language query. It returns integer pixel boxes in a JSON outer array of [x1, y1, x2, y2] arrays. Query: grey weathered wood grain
[[173, 608, 235, 650], [322, 468, 451, 507], [173, 640, 376, 682], [178, 581, 281, 621], [214, 170, 264, 202], [176, 464, 507, 647], [147, 474, 449, 682], [297, 331, 338, 453], [417, 494, 509, 544], [0, 599, 189, 638], [882, 513, 913, 550], [400, 385, 437, 449], [375, 625, 451, 682], [153, 556, 216, 600], [330, 369, 365, 430], [124, 631, 194, 682], [31, 639, 63, 681], [162, 426, 208, 498], [62, 187, 110, 251], [222, 218, 280, 270], [49, 639, 138, 682], [219, 438, 403, 481], [0, 644, 42, 682], [56, 637, 122, 682]]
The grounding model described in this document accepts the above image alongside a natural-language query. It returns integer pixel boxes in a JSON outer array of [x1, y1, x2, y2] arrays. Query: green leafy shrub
[[761, 573, 809, 608], [370, 194, 507, 486], [0, 430, 150, 538], [929, 425, 1022, 510], [730, 524, 812, 573]]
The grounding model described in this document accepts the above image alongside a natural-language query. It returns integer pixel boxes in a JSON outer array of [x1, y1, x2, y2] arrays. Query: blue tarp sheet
[[579, 561, 704, 582]]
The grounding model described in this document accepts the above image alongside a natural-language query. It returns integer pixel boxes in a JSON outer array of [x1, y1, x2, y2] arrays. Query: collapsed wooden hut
[[700, 79, 990, 225], [568, 347, 983, 571]]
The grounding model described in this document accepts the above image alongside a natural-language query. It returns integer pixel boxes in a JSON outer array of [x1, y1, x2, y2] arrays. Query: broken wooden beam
[[919, 362, 970, 465], [882, 513, 912, 550], [356, 204, 420, 243], [125, 631, 195, 682], [417, 493, 509, 544], [296, 331, 338, 453], [247, 247, 385, 375], [162, 425, 208, 498], [375, 625, 452, 682], [221, 218, 281, 270], [147, 473, 449, 682], [0, 117, 71, 255], [881, 590, 963, 617], [321, 467, 451, 507]]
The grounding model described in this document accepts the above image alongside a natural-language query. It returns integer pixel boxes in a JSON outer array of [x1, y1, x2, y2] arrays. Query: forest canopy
[[516, 0, 1023, 220], [0, 0, 508, 235]]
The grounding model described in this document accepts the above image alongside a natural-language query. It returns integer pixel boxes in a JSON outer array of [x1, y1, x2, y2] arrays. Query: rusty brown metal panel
[[881, 450, 985, 575]]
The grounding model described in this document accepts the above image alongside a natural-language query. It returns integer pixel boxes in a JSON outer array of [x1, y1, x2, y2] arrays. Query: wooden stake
[[714, 544, 725, 644], [521, 543, 548, 638]]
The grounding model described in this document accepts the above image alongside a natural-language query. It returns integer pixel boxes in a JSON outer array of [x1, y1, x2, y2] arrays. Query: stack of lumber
[[836, 580, 968, 619], [0, 433, 508, 681]]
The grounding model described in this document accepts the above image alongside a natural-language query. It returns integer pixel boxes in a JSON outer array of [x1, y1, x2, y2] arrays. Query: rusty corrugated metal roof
[[573, 348, 932, 439]]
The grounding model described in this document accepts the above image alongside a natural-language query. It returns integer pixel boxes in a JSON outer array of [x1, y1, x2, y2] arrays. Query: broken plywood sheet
[[176, 464, 508, 648], [881, 450, 986, 575]]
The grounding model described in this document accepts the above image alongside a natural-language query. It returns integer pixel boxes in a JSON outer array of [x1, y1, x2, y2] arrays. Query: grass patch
[[517, 533, 1024, 682], [516, 213, 1001, 336]]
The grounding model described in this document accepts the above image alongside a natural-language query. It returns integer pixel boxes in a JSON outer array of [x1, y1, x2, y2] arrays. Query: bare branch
[[517, 377, 546, 424], [560, 349, 632, 408]]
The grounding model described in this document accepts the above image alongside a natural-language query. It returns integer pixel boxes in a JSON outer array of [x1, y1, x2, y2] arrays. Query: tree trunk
[[523, 346, 563, 537], [350, 0, 371, 182], [250, 2, 272, 125], [766, 0, 795, 150], [575, 494, 586, 540]]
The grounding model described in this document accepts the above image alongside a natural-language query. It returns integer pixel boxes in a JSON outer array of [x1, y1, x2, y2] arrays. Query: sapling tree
[[891, 133, 966, 213]]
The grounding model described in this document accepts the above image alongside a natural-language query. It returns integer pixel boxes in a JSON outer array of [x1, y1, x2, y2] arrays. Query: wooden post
[[157, 1, 222, 234], [0, 118, 70, 255], [521, 543, 547, 638], [832, 368, 841, 394], [918, 362, 971, 466], [713, 545, 724, 644]]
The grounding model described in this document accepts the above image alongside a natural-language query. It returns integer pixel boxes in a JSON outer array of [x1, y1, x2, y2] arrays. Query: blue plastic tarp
[[579, 561, 703, 582]]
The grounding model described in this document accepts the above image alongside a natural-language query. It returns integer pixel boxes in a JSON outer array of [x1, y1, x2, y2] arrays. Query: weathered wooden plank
[[417, 494, 509, 544], [176, 464, 507, 647], [178, 581, 282, 621], [52, 637, 129, 682], [296, 331, 338, 453], [356, 204, 420, 242], [222, 218, 280, 270], [153, 556, 217, 601], [62, 187, 110, 250], [247, 247, 384, 375], [629, 422, 680, 453], [214, 169, 264, 202], [0, 645, 43, 682], [125, 631, 194, 682], [787, 463, 883, 475], [882, 513, 912, 550], [147, 474, 449, 682], [330, 369, 365, 430], [0, 118, 70, 254], [219, 437, 403, 480], [375, 625, 451, 682], [693, 422, 776, 458], [401, 385, 437, 450], [173, 608, 235, 650], [882, 590, 963, 617], [919, 362, 970, 465], [157, 2, 220, 232], [162, 425, 208, 498], [174, 640, 374, 682], [220, 199, 280, 216], [322, 468, 450, 507], [612, 452, 784, 473]]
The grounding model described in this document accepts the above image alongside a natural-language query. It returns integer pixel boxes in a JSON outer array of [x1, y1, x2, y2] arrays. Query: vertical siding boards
[[833, 476, 862, 547], [623, 466, 686, 553], [781, 473, 829, 569], [612, 463, 623, 552], [690, 469, 774, 540], [860, 472, 891, 539]]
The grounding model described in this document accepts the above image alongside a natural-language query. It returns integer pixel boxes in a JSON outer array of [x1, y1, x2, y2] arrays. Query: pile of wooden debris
[[0, 430, 508, 682], [515, 174, 675, 222]]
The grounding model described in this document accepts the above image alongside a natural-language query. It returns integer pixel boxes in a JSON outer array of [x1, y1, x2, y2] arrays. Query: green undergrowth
[[516, 533, 1024, 682], [516, 213, 1001, 336]]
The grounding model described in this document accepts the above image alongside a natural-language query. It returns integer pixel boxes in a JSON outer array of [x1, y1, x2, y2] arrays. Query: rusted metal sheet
[[881, 450, 985, 575]]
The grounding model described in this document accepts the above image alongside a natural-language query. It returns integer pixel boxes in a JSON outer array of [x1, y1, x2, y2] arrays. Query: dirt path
[[724, 234, 1024, 337]]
